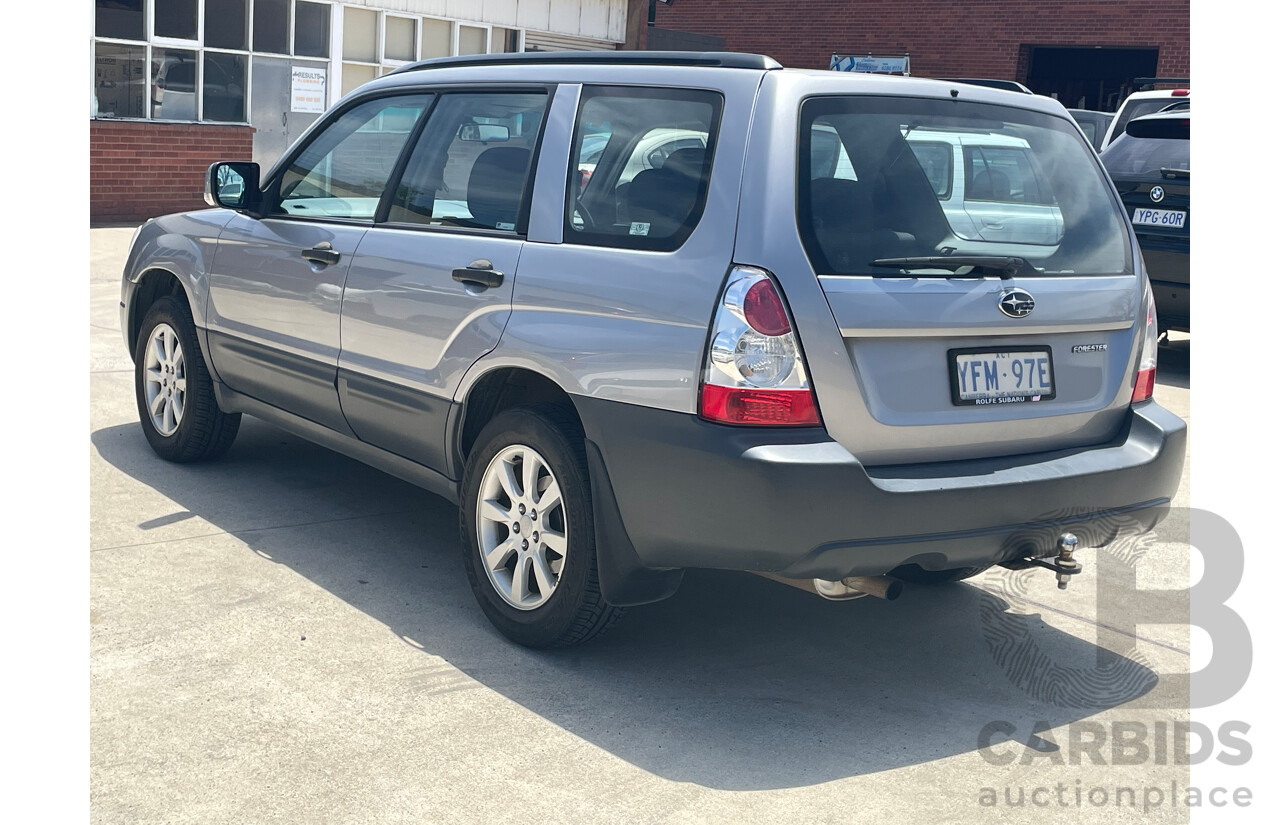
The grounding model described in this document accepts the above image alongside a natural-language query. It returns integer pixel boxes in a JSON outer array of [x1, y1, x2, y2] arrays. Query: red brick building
[[649, 0, 1189, 111]]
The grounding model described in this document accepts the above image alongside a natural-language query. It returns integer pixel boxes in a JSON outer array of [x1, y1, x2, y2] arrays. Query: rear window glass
[[565, 86, 722, 251], [1112, 97, 1186, 140], [799, 96, 1132, 276], [1101, 133, 1190, 177]]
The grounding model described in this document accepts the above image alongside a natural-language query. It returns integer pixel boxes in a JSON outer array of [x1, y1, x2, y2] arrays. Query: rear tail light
[[1172, 88, 1190, 96], [1132, 282, 1158, 403], [699, 267, 821, 426]]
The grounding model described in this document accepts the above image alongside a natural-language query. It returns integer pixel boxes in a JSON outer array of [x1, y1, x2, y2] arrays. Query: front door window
[[275, 95, 433, 221]]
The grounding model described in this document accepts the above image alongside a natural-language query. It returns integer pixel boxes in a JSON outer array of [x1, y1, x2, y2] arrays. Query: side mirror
[[205, 161, 263, 216], [457, 123, 510, 142]]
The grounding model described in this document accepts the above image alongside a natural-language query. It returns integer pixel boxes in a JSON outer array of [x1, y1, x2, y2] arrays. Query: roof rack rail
[[387, 50, 783, 76], [1133, 77, 1190, 90]]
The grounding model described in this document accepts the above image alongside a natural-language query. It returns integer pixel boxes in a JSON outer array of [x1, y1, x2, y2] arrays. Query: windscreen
[[799, 96, 1133, 276]]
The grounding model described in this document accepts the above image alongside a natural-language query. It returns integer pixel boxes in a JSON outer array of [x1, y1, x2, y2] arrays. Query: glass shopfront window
[[92, 2, 526, 124], [94, 42, 148, 119], [96, 0, 145, 42]]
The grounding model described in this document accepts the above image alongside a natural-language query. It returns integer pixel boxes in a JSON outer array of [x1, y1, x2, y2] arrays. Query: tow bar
[[1018, 532, 1084, 589]]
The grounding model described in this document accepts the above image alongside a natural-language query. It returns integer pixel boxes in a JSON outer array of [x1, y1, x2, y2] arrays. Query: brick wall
[[651, 1, 1189, 79], [90, 121, 255, 223]]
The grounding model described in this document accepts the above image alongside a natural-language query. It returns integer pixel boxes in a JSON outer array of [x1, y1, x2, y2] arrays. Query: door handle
[[301, 242, 340, 266], [452, 259, 504, 290]]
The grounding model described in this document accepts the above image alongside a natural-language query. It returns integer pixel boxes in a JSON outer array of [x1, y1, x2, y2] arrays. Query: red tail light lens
[[1131, 283, 1159, 403], [700, 384, 820, 426]]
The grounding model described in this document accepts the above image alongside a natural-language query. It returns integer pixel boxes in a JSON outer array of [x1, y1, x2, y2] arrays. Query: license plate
[[1131, 208, 1186, 228], [950, 349, 1055, 406]]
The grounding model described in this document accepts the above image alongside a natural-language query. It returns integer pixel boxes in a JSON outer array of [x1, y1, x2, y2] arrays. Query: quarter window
[[566, 86, 722, 251], [275, 95, 432, 221], [963, 146, 1054, 205], [387, 91, 548, 232]]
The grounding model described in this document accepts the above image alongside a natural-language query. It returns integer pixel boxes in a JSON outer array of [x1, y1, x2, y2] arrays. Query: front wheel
[[134, 295, 240, 462], [459, 406, 624, 647]]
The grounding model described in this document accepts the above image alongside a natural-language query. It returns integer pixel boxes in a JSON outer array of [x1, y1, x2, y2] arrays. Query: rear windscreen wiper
[[868, 256, 1040, 279], [1160, 167, 1190, 180]]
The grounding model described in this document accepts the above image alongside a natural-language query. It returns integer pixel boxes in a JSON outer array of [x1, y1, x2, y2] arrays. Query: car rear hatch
[[1103, 116, 1190, 285], [738, 88, 1145, 466]]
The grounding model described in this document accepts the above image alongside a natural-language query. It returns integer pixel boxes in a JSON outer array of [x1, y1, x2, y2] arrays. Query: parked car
[[1067, 108, 1115, 152], [1101, 109, 1190, 333], [1100, 87, 1190, 150], [119, 52, 1186, 647]]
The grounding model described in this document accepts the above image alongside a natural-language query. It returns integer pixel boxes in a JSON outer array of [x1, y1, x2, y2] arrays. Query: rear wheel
[[134, 295, 240, 462], [890, 564, 992, 585], [460, 406, 624, 647]]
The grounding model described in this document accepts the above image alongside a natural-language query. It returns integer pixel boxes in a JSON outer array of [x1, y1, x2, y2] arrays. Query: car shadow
[[92, 418, 1163, 791]]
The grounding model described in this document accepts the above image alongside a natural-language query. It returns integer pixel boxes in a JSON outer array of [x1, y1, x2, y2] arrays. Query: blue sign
[[830, 54, 910, 75]]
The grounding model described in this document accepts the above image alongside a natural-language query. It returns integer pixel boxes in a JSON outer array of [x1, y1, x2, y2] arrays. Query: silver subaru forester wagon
[[119, 52, 1186, 647]]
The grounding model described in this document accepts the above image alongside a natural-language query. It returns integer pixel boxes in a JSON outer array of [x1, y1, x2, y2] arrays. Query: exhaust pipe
[[755, 572, 903, 601]]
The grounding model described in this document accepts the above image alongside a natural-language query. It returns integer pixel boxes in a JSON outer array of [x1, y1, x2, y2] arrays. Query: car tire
[[459, 405, 625, 648], [134, 295, 241, 462], [890, 564, 992, 585]]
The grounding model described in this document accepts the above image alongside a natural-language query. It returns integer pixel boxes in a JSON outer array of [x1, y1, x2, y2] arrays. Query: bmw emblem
[[998, 288, 1035, 318], [1150, 185, 1165, 203]]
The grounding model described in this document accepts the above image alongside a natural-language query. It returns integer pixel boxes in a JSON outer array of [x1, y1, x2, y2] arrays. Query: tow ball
[[1021, 533, 1084, 590]]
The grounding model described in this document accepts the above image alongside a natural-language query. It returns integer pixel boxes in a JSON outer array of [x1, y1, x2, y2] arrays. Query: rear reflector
[[1132, 367, 1156, 403], [700, 384, 820, 426]]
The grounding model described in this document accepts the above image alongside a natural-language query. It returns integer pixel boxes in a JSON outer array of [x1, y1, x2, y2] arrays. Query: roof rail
[[387, 50, 783, 76], [1133, 77, 1190, 90]]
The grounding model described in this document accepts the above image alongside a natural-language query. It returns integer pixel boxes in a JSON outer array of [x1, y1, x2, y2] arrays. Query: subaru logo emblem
[[1150, 185, 1165, 203], [998, 288, 1035, 318]]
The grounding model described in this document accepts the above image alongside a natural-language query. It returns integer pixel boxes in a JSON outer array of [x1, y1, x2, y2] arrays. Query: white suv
[[1100, 87, 1190, 150]]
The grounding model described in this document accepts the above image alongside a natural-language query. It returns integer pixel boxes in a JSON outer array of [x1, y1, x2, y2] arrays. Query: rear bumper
[[577, 397, 1186, 580]]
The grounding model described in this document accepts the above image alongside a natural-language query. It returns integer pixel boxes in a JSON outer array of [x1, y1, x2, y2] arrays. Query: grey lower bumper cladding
[[576, 397, 1186, 584]]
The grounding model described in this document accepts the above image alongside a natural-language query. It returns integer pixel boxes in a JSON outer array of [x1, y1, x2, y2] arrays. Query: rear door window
[[385, 90, 548, 231], [565, 86, 722, 251]]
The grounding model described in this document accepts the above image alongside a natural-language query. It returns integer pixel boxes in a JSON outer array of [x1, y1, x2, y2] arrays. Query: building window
[[384, 16, 417, 63], [204, 52, 248, 122], [155, 0, 199, 41], [94, 42, 148, 118], [254, 0, 291, 54], [91, 2, 524, 124], [457, 25, 487, 56], [151, 48, 199, 120], [96, 0, 145, 41], [294, 1, 330, 58], [205, 0, 249, 51], [343, 7, 378, 63], [421, 18, 450, 59]]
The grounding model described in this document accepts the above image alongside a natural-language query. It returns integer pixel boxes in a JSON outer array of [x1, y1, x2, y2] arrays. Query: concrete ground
[[91, 225, 1193, 823]]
